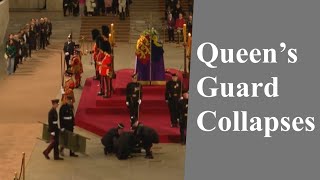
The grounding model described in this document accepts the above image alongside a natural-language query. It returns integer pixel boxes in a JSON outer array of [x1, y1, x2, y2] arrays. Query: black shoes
[[70, 153, 79, 157], [43, 151, 50, 160], [171, 124, 178, 128], [54, 157, 64, 160], [145, 154, 154, 159]]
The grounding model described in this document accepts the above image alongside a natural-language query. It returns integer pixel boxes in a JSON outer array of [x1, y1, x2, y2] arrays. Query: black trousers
[[60, 128, 76, 155], [168, 98, 179, 125], [63, 4, 72, 16], [44, 134, 60, 158], [40, 34, 46, 49], [128, 99, 139, 125], [28, 43, 32, 57], [141, 141, 153, 156], [179, 119, 187, 143], [168, 28, 174, 41], [125, 4, 130, 16], [65, 55, 71, 70]]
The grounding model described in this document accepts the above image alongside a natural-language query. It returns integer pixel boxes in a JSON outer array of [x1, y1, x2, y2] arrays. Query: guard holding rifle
[[165, 73, 182, 127], [59, 96, 79, 157], [43, 99, 64, 160], [126, 73, 142, 126]]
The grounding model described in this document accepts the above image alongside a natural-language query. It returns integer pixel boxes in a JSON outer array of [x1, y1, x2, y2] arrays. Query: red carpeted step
[[85, 106, 169, 115], [95, 95, 167, 107], [75, 68, 188, 143]]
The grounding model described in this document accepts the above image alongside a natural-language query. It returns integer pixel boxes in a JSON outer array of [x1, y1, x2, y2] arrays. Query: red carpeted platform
[[75, 69, 189, 143]]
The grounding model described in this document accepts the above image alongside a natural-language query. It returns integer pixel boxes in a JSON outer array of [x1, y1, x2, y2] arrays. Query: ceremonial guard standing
[[178, 91, 189, 145], [61, 72, 76, 105], [91, 29, 101, 80], [101, 123, 124, 155], [132, 121, 159, 159], [43, 99, 64, 160], [97, 25, 112, 96], [59, 96, 79, 157], [100, 25, 112, 54], [71, 49, 83, 88], [99, 51, 112, 98], [165, 73, 182, 127], [126, 73, 142, 126], [63, 34, 75, 71], [96, 49, 105, 83]]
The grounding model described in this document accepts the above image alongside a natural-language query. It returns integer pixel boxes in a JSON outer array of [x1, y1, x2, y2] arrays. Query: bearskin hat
[[101, 25, 110, 37], [91, 29, 100, 41], [100, 39, 111, 54]]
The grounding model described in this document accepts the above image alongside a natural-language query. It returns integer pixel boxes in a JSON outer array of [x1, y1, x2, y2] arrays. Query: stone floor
[[0, 11, 187, 180]]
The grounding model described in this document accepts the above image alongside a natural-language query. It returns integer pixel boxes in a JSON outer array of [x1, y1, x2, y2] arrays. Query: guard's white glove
[[138, 99, 141, 104], [50, 132, 55, 136], [126, 102, 129, 106], [65, 52, 69, 56], [180, 97, 183, 100], [61, 128, 65, 132], [177, 119, 180, 123]]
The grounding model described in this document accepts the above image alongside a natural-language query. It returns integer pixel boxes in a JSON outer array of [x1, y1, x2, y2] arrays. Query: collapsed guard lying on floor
[[101, 121, 159, 160]]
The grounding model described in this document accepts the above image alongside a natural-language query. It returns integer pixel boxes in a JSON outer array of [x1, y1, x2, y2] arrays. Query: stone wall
[[0, 0, 9, 43], [9, 0, 45, 9], [0, 0, 9, 78], [9, 0, 63, 11]]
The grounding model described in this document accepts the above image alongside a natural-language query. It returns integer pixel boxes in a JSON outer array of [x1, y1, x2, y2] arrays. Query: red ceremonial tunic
[[93, 44, 99, 61], [96, 51, 105, 70], [99, 54, 112, 76]]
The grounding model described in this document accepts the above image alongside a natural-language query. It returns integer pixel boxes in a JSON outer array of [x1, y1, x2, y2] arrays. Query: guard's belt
[[52, 121, 58, 124], [184, 113, 188, 116], [131, 94, 137, 97], [64, 117, 72, 120]]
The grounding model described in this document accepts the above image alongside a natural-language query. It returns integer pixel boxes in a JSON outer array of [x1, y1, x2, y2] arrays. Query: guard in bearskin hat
[[91, 29, 101, 80], [100, 25, 112, 54]]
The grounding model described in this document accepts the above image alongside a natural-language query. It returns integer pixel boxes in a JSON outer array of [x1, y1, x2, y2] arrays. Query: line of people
[[4, 17, 52, 75], [64, 0, 132, 20]]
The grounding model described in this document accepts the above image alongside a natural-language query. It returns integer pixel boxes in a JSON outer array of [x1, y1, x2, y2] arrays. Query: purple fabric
[[136, 56, 165, 81]]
